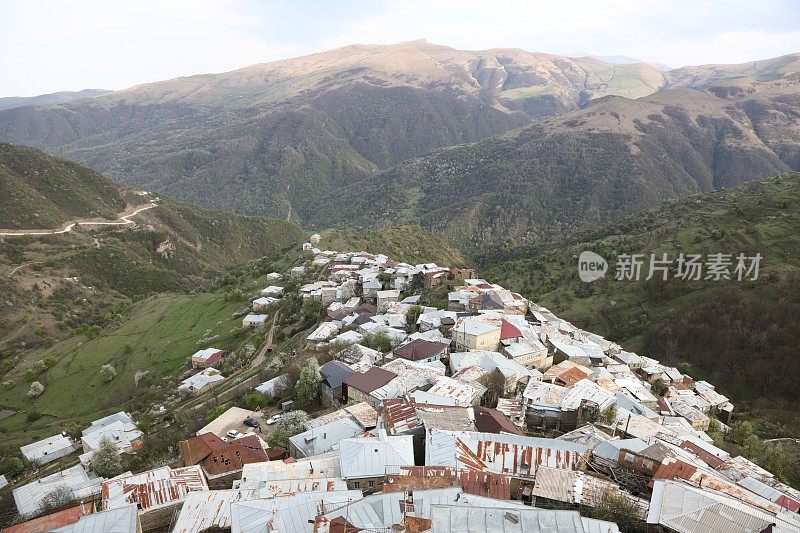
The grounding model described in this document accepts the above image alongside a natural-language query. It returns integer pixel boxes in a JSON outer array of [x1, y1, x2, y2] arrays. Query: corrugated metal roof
[[383, 397, 423, 435], [102, 465, 208, 512], [429, 505, 588, 533], [13, 465, 105, 516], [231, 490, 363, 533], [339, 432, 414, 479], [50, 504, 138, 533], [172, 489, 259, 533], [428, 376, 486, 406], [237, 454, 342, 488]]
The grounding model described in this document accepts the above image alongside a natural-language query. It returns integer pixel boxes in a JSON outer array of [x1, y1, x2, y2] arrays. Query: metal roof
[[426, 430, 588, 476], [428, 375, 486, 406], [20, 433, 76, 464], [288, 416, 366, 458], [237, 454, 342, 488], [13, 465, 105, 516], [319, 360, 355, 389], [230, 490, 363, 533], [339, 431, 414, 479], [101, 465, 208, 512], [172, 489, 259, 533], [50, 504, 138, 533], [429, 505, 590, 533]]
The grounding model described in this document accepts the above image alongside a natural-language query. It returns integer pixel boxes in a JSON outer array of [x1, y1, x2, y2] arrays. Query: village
[[3, 234, 800, 533]]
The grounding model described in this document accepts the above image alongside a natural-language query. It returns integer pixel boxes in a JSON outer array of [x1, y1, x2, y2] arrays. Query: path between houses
[[0, 202, 158, 237]]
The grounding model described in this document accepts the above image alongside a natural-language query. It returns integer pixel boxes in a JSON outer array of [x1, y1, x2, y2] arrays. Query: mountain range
[[0, 41, 799, 259]]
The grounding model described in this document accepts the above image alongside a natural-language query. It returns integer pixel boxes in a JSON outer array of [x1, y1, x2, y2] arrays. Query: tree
[[730, 420, 755, 445], [266, 410, 309, 448], [100, 364, 117, 382], [244, 392, 267, 410], [294, 359, 321, 408], [90, 436, 124, 478], [37, 485, 76, 515], [363, 331, 391, 353], [483, 369, 506, 408], [602, 404, 618, 425], [589, 490, 647, 533], [407, 305, 422, 330], [26, 381, 45, 398]]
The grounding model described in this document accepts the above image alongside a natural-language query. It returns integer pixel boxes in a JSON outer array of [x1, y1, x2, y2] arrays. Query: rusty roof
[[384, 397, 423, 435], [102, 465, 208, 512], [384, 466, 511, 500]]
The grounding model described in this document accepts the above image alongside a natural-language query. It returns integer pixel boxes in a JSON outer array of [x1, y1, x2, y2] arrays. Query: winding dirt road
[[0, 202, 158, 237]]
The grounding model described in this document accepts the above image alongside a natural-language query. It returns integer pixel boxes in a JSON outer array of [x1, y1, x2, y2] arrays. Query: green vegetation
[[321, 226, 465, 266], [293, 358, 321, 408], [90, 436, 124, 478], [266, 410, 309, 448], [0, 142, 124, 229], [485, 172, 800, 431]]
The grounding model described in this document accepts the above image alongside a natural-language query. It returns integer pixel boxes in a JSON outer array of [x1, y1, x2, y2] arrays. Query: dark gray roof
[[320, 360, 356, 389]]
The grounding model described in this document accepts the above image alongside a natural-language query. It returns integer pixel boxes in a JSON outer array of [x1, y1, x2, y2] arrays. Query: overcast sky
[[2, 0, 799, 97]]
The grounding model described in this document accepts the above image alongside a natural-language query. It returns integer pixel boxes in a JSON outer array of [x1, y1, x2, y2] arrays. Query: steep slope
[[314, 79, 799, 259], [0, 145, 307, 352], [484, 173, 800, 411], [0, 142, 125, 228], [0, 40, 672, 221]]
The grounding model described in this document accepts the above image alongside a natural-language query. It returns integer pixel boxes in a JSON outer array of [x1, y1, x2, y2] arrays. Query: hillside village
[[2, 234, 800, 533]]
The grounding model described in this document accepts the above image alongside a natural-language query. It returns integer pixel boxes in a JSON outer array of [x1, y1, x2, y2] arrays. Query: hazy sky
[[1, 0, 799, 97]]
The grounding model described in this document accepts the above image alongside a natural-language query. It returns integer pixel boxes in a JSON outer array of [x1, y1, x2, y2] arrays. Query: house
[[375, 289, 400, 311], [101, 466, 208, 531], [260, 285, 284, 297], [178, 368, 225, 392], [362, 279, 383, 299], [288, 416, 367, 459], [242, 313, 268, 327], [190, 347, 225, 369], [2, 503, 95, 533], [235, 454, 343, 489], [393, 339, 449, 364], [307, 321, 342, 343], [336, 343, 382, 366], [426, 375, 486, 406], [339, 429, 414, 490], [255, 374, 291, 398], [290, 266, 306, 276], [452, 319, 501, 351], [251, 296, 276, 310], [178, 433, 270, 483], [81, 411, 143, 455], [449, 350, 535, 396], [20, 433, 77, 465], [343, 367, 398, 407], [38, 505, 140, 533], [171, 488, 259, 533], [425, 430, 589, 486], [320, 360, 356, 406], [266, 272, 282, 280], [13, 465, 106, 517]]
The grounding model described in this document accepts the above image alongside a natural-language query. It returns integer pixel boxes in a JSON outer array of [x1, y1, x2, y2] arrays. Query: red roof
[[4, 504, 92, 533], [205, 350, 225, 366], [499, 320, 523, 340]]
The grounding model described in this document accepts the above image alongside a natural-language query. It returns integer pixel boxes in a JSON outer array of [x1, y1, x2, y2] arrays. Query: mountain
[[0, 40, 672, 222], [0, 89, 109, 111], [484, 172, 800, 416], [0, 144, 307, 351], [311, 55, 800, 259], [0, 142, 125, 229]]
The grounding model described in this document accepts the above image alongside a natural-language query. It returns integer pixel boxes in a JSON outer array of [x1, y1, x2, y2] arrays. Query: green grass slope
[[0, 142, 125, 229], [320, 225, 466, 266], [485, 172, 800, 414]]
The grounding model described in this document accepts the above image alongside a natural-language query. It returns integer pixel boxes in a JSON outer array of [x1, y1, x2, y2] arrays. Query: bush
[[2, 380, 15, 390], [27, 381, 45, 398], [267, 410, 309, 448], [293, 359, 321, 408], [100, 364, 117, 382], [205, 404, 226, 424], [243, 392, 267, 411]]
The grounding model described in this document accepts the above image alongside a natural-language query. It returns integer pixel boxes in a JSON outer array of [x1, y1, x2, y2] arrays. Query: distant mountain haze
[[0, 40, 798, 256]]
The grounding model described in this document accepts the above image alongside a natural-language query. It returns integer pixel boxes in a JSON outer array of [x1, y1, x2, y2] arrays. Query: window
[[623, 452, 635, 463], [352, 481, 361, 489], [368, 480, 375, 488]]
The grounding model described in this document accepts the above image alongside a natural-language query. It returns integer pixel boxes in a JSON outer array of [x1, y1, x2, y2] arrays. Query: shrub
[[100, 364, 117, 382], [90, 436, 124, 478], [2, 380, 15, 390], [27, 381, 45, 398]]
